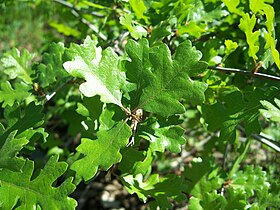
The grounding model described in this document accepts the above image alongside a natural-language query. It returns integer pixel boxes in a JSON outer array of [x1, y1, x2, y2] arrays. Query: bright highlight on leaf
[[142, 120, 186, 153], [120, 13, 147, 39], [129, 0, 149, 23], [249, 0, 274, 33], [224, 40, 238, 56], [63, 36, 126, 108], [239, 13, 260, 61], [260, 98, 280, 123], [1, 48, 33, 84], [222, 0, 243, 15]]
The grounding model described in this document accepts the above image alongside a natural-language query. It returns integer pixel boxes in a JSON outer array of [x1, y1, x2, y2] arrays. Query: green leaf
[[0, 131, 28, 171], [183, 157, 223, 198], [249, 0, 274, 33], [141, 120, 186, 153], [0, 102, 45, 149], [238, 13, 260, 60], [149, 22, 171, 45], [232, 166, 270, 198], [0, 155, 77, 209], [260, 98, 280, 123], [201, 88, 273, 142], [189, 191, 225, 210], [224, 40, 238, 56], [120, 13, 147, 39], [37, 42, 69, 88], [189, 197, 204, 210], [49, 22, 81, 38], [119, 148, 153, 176], [122, 174, 186, 209], [223, 188, 247, 210], [178, 21, 206, 38], [0, 81, 31, 107], [71, 120, 131, 182], [129, 0, 149, 23], [189, 189, 247, 210], [63, 36, 126, 108], [222, 0, 244, 15], [1, 48, 33, 84], [264, 33, 280, 70], [125, 39, 208, 117]]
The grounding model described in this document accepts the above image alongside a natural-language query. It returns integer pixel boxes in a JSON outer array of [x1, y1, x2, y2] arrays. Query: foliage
[[0, 0, 280, 209]]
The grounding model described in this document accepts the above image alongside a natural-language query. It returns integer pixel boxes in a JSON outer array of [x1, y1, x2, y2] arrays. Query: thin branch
[[208, 66, 280, 82], [237, 126, 280, 152], [53, 0, 107, 40], [251, 133, 280, 152]]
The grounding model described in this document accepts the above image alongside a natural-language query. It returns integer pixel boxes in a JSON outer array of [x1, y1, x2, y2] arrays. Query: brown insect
[[33, 83, 46, 96], [126, 108, 143, 146]]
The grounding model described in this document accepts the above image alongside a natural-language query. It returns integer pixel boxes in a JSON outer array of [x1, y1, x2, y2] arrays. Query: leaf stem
[[208, 66, 280, 82]]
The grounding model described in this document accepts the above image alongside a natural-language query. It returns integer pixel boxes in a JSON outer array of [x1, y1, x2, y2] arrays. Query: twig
[[237, 126, 280, 152], [53, 0, 107, 40], [252, 133, 280, 152], [208, 66, 280, 82]]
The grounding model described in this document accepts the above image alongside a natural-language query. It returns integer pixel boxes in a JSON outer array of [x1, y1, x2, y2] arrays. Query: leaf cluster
[[0, 0, 280, 209]]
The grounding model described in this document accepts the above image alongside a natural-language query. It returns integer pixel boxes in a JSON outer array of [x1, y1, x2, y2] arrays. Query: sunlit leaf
[[1, 48, 33, 84], [63, 36, 126, 108]]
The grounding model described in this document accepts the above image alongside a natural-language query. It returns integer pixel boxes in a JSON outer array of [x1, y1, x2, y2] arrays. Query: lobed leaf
[[222, 0, 244, 15], [260, 98, 280, 123], [0, 156, 77, 210], [119, 148, 153, 177], [125, 39, 208, 117], [0, 81, 31, 108], [1, 48, 33, 84], [0, 102, 45, 150], [0, 131, 28, 172], [141, 121, 186, 153], [120, 13, 147, 40], [224, 40, 238, 56], [264, 33, 280, 70], [129, 0, 149, 23], [238, 13, 260, 60], [63, 36, 126, 108], [249, 0, 274, 33], [122, 173, 186, 209], [71, 121, 131, 182], [37, 42, 69, 88]]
